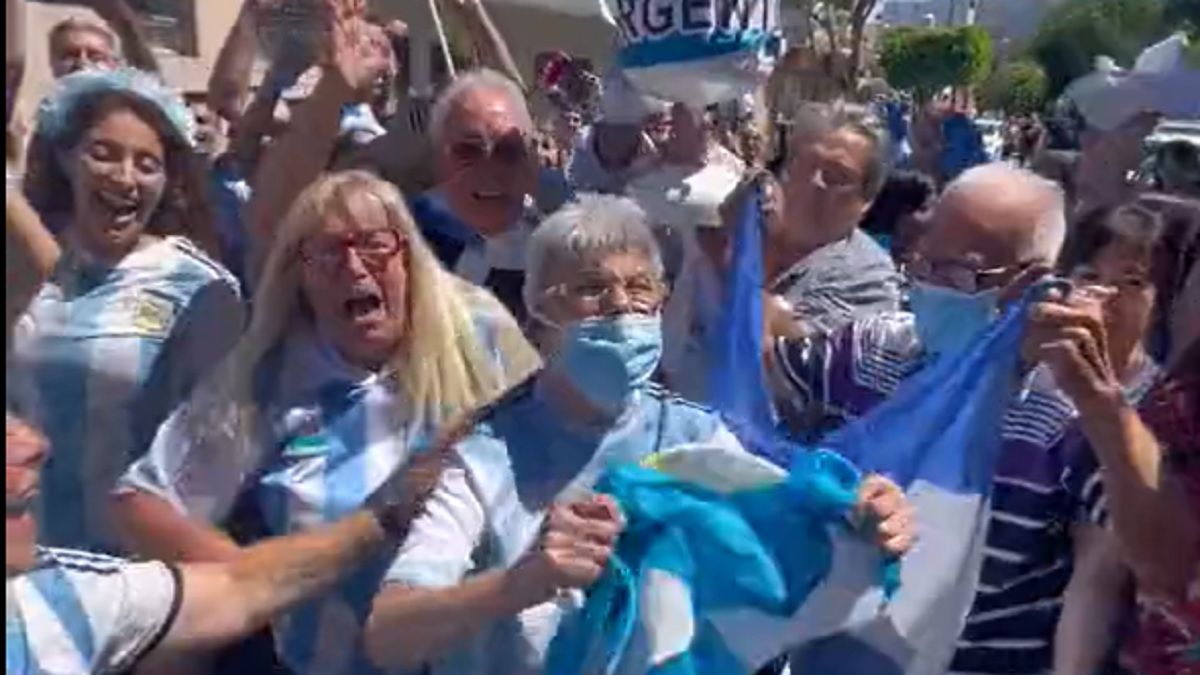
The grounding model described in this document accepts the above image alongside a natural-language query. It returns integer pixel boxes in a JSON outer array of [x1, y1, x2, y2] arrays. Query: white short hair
[[941, 163, 1067, 261], [523, 194, 664, 316], [429, 69, 532, 145]]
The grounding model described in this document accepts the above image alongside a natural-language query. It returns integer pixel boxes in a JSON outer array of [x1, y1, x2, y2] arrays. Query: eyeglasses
[[1070, 266, 1152, 293], [449, 132, 532, 167], [906, 255, 1030, 294], [548, 273, 665, 313], [299, 230, 404, 274]]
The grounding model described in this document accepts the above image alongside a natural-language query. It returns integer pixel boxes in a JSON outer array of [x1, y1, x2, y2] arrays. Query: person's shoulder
[[850, 311, 919, 358], [154, 237, 242, 294], [31, 546, 130, 576], [847, 228, 897, 265], [644, 382, 726, 431]]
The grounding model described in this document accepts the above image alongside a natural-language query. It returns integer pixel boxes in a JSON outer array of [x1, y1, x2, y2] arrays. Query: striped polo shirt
[[6, 548, 180, 675], [118, 284, 539, 675], [770, 311, 1159, 675], [7, 236, 244, 553]]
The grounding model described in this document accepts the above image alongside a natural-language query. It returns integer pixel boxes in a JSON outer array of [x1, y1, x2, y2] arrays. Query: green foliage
[[980, 61, 1048, 115], [1029, 0, 1167, 98], [1164, 0, 1200, 39], [880, 26, 994, 99]]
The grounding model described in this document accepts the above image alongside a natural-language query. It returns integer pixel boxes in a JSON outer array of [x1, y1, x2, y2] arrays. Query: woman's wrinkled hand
[[509, 494, 625, 603], [854, 475, 916, 557]]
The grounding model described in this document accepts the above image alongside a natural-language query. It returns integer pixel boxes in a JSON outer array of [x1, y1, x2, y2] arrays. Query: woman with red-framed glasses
[[112, 171, 540, 675]]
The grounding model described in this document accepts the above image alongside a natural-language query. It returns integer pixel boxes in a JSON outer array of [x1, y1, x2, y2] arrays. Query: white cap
[[627, 162, 742, 229]]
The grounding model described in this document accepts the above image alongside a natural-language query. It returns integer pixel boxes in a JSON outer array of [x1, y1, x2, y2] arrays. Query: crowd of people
[[5, 1, 1199, 675]]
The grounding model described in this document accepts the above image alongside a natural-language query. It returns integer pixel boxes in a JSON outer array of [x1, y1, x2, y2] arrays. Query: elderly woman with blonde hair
[[111, 170, 539, 675]]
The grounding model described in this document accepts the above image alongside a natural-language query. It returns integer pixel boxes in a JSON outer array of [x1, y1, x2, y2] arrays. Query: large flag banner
[[601, 0, 783, 108], [548, 187, 1050, 674]]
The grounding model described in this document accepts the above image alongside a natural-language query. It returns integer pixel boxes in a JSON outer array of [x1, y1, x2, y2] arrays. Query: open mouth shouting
[[92, 189, 143, 228], [343, 285, 387, 325]]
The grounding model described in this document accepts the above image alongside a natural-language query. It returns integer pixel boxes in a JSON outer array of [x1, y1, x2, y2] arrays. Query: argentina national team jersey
[[7, 236, 244, 553], [383, 379, 747, 675], [117, 286, 539, 675], [770, 311, 1161, 675], [6, 548, 180, 675]]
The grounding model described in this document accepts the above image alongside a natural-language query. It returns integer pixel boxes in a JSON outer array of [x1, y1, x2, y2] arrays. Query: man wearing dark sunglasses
[[407, 69, 537, 323]]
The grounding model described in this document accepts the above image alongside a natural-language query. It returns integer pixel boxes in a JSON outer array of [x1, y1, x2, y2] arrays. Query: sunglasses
[[449, 133, 532, 167]]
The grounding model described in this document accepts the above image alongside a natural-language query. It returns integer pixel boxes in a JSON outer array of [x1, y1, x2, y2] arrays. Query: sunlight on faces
[[1070, 237, 1157, 362], [68, 103, 168, 262], [438, 88, 536, 238], [539, 250, 665, 327], [780, 128, 873, 251], [50, 27, 118, 78], [298, 193, 409, 371], [6, 416, 48, 577]]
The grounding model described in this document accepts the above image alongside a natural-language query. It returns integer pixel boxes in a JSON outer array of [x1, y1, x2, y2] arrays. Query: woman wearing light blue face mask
[[363, 194, 753, 675]]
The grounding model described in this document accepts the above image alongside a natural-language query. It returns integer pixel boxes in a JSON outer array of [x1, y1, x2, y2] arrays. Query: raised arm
[[207, 1, 270, 122], [89, 0, 160, 74], [148, 447, 446, 656], [246, 0, 390, 259], [445, 0, 526, 90], [6, 188, 60, 344], [1027, 295, 1200, 598]]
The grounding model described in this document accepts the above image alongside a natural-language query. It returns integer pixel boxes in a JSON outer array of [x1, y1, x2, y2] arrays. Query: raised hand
[[322, 0, 391, 99], [1022, 285, 1122, 411], [854, 475, 915, 557], [510, 495, 625, 601]]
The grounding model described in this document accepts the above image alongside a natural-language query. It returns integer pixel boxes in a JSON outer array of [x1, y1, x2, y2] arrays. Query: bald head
[[921, 164, 1066, 270]]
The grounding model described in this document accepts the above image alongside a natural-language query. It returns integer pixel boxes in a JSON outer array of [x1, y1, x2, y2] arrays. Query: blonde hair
[[193, 171, 537, 449]]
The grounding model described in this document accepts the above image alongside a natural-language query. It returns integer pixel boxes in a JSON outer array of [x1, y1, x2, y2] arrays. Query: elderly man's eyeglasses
[[449, 133, 532, 167], [906, 255, 1030, 294], [548, 273, 665, 313], [299, 230, 404, 273]]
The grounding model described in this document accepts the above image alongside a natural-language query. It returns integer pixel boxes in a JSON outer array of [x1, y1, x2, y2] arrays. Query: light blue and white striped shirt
[[118, 288, 537, 675], [6, 547, 181, 675], [383, 379, 747, 675], [7, 236, 244, 553]]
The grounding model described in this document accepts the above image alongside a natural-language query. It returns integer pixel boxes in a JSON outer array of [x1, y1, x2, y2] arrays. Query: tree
[[980, 60, 1048, 114], [1164, 0, 1200, 39], [786, 0, 884, 94], [879, 26, 993, 102], [1029, 0, 1167, 98]]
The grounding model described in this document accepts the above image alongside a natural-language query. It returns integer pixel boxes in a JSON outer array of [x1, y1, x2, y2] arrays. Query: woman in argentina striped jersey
[[8, 68, 245, 554], [111, 171, 541, 675]]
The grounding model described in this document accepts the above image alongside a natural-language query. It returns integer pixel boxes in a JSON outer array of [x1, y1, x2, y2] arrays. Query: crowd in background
[[5, 1, 1200, 675]]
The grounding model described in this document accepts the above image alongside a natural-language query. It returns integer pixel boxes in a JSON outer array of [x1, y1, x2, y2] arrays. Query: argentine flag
[[545, 186, 1041, 674]]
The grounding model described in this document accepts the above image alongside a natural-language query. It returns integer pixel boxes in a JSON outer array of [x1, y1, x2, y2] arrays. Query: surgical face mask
[[556, 313, 663, 413], [909, 281, 1000, 358]]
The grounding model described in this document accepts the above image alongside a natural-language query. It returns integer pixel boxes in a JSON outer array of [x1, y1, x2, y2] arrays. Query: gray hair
[[791, 102, 892, 200], [429, 69, 532, 145], [942, 163, 1068, 261], [523, 194, 664, 316]]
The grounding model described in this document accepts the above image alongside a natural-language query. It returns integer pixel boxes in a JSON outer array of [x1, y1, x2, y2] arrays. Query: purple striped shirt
[[770, 311, 1159, 675]]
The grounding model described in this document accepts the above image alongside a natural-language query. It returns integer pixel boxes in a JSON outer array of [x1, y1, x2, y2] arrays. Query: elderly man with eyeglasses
[[407, 69, 540, 323], [768, 163, 1134, 675]]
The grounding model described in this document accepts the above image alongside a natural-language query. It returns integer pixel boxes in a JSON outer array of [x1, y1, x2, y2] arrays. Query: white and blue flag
[[548, 186, 1046, 674]]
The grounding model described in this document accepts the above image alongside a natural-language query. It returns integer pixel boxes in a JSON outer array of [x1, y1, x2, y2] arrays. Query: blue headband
[[36, 67, 195, 149]]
